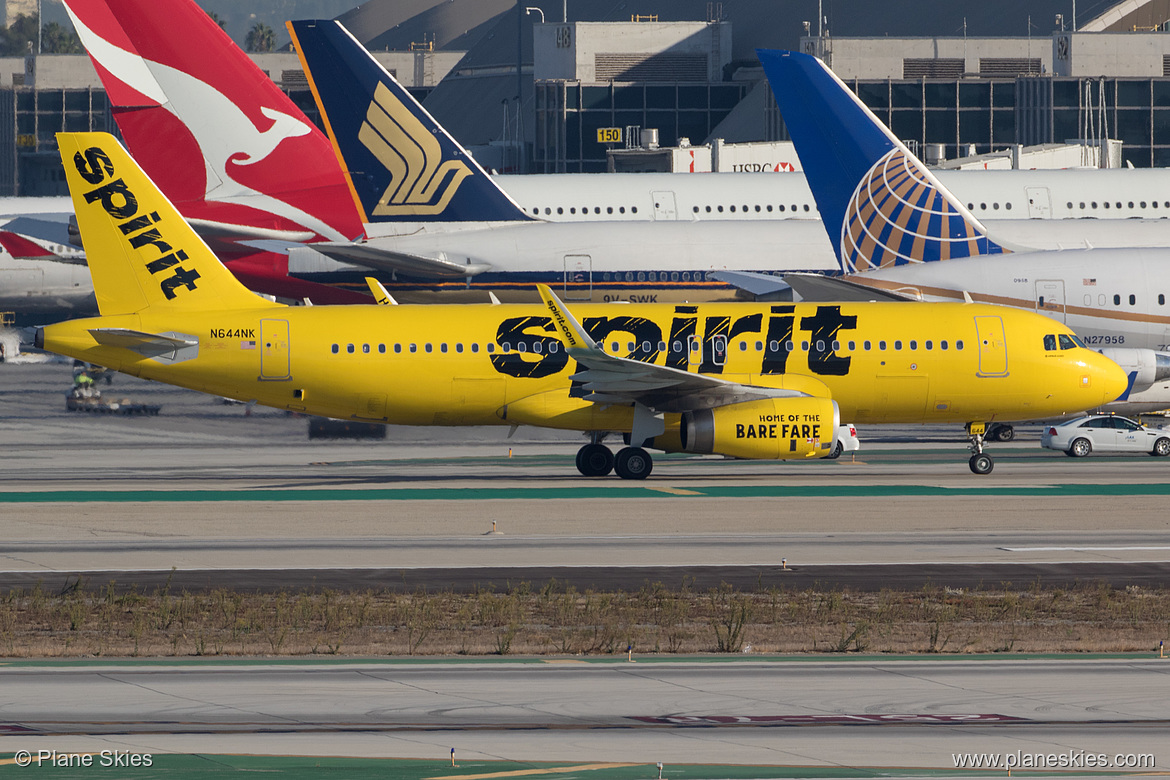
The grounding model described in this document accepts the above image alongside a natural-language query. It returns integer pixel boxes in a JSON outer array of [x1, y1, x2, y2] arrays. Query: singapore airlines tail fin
[[287, 19, 533, 224], [62, 0, 364, 244], [58, 132, 280, 316], [757, 49, 1018, 273]]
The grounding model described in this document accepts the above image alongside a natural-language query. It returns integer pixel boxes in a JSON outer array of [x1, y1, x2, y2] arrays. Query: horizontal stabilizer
[[1, 215, 75, 248], [783, 273, 915, 302], [709, 270, 792, 299], [89, 328, 198, 359], [310, 242, 491, 279]]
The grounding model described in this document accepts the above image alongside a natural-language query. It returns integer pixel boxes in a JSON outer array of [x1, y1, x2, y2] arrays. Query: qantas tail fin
[[757, 49, 1013, 272], [62, 0, 363, 243], [288, 19, 532, 223], [59, 132, 279, 316]]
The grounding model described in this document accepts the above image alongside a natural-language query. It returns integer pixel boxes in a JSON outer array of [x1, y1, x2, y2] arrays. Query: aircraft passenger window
[[627, 342, 635, 351], [767, 205, 773, 212], [1160, 294, 1166, 305], [778, 205, 786, 212], [394, 344, 402, 353], [743, 204, 749, 212], [993, 203, 999, 210], [532, 205, 538, 212], [363, 344, 370, 353], [730, 205, 736, 212], [1099, 294, 1106, 305], [611, 342, 619, 352], [1044, 334, 1057, 350], [648, 272, 656, 281], [455, 343, 463, 353], [1142, 202, 1148, 208], [755, 341, 763, 351], [831, 340, 840, 351], [967, 203, 975, 210], [557, 207, 563, 214], [691, 340, 701, 352], [517, 343, 526, 353], [378, 344, 386, 354], [549, 342, 559, 353], [815, 340, 825, 351], [847, 341, 856, 350], [956, 340, 964, 350], [347, 344, 354, 354], [486, 344, 494, 353], [1117, 202, 1122, 208], [624, 272, 633, 281], [1067, 202, 1073, 209], [1114, 294, 1121, 305], [1005, 202, 1012, 210], [894, 340, 902, 350], [1130, 294, 1136, 305], [545, 208, 551, 215], [909, 340, 917, 350], [1084, 295, 1092, 305], [980, 203, 986, 210], [502, 343, 511, 353], [864, 341, 871, 350], [643, 341, 653, 352], [409, 344, 417, 353], [631, 207, 637, 214], [717, 205, 724, 213], [705, 206, 712, 213], [1163, 201, 1169, 207], [1129, 202, 1135, 208], [1104, 202, 1110, 209], [940, 341, 948, 350], [571, 208, 577, 214], [425, 344, 433, 353], [755, 205, 761, 212], [925, 340, 932, 350], [620, 207, 626, 214], [802, 341, 810, 351], [1092, 202, 1098, 208], [440, 343, 448, 353], [1080, 202, 1085, 209], [1039, 296, 1045, 307], [674, 341, 684, 352], [637, 272, 646, 281], [803, 204, 810, 212], [658, 341, 667, 352], [331, 344, 339, 354], [879, 341, 886, 350], [693, 206, 699, 213], [595, 207, 601, 214], [738, 341, 747, 352], [607, 207, 613, 214], [785, 340, 795, 351], [1058, 334, 1077, 350], [671, 272, 679, 281]]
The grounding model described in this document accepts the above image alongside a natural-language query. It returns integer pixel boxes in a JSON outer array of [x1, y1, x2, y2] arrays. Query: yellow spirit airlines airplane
[[37, 133, 1128, 476]]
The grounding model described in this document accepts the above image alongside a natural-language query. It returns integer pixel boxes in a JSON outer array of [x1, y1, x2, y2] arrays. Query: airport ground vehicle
[[1041, 415, 1170, 457], [825, 423, 860, 459]]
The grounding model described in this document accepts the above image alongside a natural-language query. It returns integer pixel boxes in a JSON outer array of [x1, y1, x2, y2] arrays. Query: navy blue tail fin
[[757, 49, 1010, 272], [288, 20, 531, 223]]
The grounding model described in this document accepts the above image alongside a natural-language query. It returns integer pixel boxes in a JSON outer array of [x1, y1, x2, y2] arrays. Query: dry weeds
[[0, 579, 1166, 658]]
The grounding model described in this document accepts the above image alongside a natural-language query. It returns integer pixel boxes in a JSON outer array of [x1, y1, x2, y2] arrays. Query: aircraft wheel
[[825, 441, 843, 460], [968, 454, 994, 475], [576, 443, 614, 477], [1152, 437, 1170, 457], [614, 447, 653, 480], [994, 425, 1015, 442], [1068, 438, 1092, 458]]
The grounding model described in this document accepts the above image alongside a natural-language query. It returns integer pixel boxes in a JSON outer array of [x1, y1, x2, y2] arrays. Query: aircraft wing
[[0, 225, 86, 265], [782, 273, 915, 302], [308, 242, 492, 279], [709, 270, 792, 299], [537, 284, 804, 413], [88, 328, 198, 359]]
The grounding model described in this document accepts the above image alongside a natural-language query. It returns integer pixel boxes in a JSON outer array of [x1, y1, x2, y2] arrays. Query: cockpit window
[[1043, 334, 1057, 351], [1058, 334, 1079, 350]]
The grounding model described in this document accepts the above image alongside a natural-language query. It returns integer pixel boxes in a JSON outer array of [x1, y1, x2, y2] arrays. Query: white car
[[1041, 415, 1170, 458], [825, 423, 861, 459]]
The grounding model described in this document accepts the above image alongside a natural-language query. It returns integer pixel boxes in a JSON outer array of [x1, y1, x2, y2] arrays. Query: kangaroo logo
[[359, 82, 472, 216], [841, 149, 1006, 272]]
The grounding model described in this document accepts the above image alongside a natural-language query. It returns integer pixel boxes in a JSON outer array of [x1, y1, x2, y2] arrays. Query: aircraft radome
[[37, 133, 1128, 476]]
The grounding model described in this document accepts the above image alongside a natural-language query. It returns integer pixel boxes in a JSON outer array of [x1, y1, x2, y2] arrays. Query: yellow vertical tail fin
[[57, 132, 280, 315]]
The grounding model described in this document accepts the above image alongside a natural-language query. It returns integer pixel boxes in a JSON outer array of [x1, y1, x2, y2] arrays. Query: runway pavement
[[1, 657, 1166, 773]]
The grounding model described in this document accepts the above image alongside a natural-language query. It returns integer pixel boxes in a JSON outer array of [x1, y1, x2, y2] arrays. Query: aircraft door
[[687, 335, 702, 368], [1035, 279, 1067, 322], [651, 191, 678, 220], [563, 254, 592, 301], [259, 318, 291, 380], [974, 315, 1009, 377], [710, 334, 728, 366], [1025, 186, 1052, 219]]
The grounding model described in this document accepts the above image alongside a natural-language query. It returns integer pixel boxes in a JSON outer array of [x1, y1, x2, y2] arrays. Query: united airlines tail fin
[[59, 132, 278, 316], [62, 0, 364, 244], [757, 49, 1013, 273], [287, 19, 532, 223]]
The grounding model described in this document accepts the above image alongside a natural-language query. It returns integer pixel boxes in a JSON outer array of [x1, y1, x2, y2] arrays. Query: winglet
[[536, 284, 597, 350], [364, 276, 398, 305]]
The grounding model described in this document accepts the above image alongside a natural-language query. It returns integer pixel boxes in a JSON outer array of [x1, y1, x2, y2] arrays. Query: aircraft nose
[[1095, 352, 1131, 404]]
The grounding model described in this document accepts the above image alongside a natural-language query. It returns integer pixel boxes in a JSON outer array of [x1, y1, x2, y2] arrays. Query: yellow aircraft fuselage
[[40, 299, 1125, 432]]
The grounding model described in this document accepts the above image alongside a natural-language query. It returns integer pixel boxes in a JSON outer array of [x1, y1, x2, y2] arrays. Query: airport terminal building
[[4, 0, 1170, 192]]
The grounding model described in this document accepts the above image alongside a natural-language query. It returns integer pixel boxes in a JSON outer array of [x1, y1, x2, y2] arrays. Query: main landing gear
[[967, 421, 994, 475], [575, 438, 653, 480]]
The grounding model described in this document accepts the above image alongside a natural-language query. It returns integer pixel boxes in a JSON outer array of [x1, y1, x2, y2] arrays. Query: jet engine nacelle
[[680, 397, 839, 460], [1099, 348, 1170, 394]]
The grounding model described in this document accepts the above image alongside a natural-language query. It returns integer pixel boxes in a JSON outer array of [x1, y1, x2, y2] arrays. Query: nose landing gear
[[967, 422, 994, 474]]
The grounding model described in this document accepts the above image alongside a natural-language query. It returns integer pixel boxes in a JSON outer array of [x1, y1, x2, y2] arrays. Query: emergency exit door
[[563, 254, 592, 300], [260, 318, 290, 380], [974, 315, 1008, 377], [651, 191, 678, 220], [1025, 186, 1052, 219], [1035, 279, 1067, 322]]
